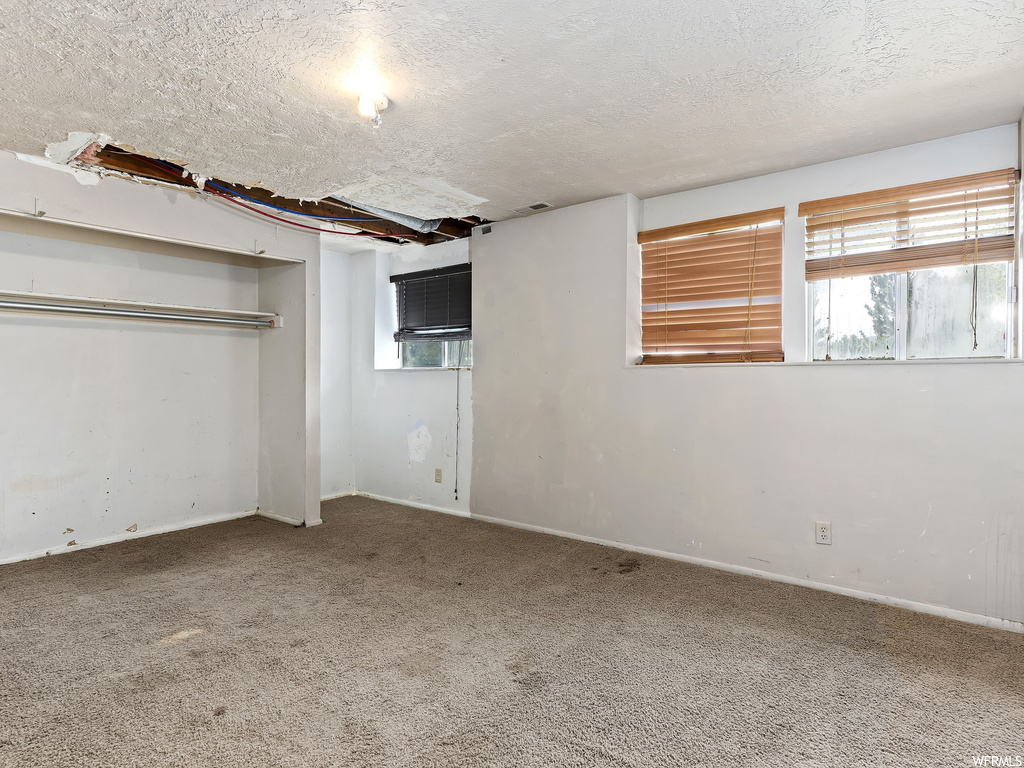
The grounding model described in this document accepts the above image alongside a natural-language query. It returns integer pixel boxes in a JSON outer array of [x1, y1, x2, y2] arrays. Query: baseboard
[[256, 510, 306, 527], [471, 513, 1024, 635], [352, 490, 470, 518], [0, 508, 257, 566], [320, 490, 357, 501]]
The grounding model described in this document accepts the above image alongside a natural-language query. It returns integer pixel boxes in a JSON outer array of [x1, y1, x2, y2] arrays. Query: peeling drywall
[[1, 1, 1022, 220], [44, 132, 109, 165], [332, 174, 489, 220], [14, 153, 101, 185]]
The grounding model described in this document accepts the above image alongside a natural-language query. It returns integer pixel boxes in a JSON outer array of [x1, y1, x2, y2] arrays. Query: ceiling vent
[[514, 201, 554, 214]]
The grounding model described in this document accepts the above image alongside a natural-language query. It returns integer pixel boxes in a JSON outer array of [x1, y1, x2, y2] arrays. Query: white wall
[[0, 152, 320, 561], [257, 256, 321, 527], [320, 250, 355, 498], [324, 244, 472, 515], [470, 125, 1024, 631], [0, 222, 260, 562]]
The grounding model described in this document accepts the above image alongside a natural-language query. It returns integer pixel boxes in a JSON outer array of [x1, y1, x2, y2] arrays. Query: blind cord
[[825, 211, 839, 361], [396, 283, 403, 359], [971, 191, 980, 351], [962, 191, 981, 351], [454, 342, 462, 501], [741, 225, 759, 361], [661, 241, 668, 353], [970, 258, 980, 351]]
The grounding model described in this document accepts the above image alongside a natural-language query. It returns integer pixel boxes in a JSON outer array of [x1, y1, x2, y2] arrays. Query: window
[[801, 169, 1018, 361], [402, 339, 472, 368], [638, 208, 785, 364], [391, 263, 472, 368]]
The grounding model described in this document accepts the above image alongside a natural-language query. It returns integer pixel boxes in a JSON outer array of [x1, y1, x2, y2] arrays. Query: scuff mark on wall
[[10, 472, 83, 494], [407, 420, 431, 464]]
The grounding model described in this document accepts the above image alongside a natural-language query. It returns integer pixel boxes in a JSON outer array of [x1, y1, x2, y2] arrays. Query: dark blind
[[390, 263, 472, 342]]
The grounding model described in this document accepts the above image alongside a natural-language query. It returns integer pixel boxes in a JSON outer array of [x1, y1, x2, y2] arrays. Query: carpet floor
[[1, 495, 1022, 767]]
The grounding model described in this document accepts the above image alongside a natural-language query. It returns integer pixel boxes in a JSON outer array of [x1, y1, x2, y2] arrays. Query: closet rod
[[0, 299, 276, 329]]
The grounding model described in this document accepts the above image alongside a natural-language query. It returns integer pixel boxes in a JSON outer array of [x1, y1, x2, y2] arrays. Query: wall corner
[[625, 194, 643, 366]]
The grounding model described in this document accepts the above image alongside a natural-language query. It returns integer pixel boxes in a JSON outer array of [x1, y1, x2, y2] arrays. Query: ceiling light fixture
[[357, 93, 389, 128]]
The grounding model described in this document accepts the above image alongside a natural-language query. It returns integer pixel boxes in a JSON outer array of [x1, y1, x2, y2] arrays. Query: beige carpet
[[1, 496, 1021, 767]]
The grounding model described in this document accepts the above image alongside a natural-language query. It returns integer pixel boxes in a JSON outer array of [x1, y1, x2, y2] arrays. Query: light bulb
[[356, 93, 389, 127], [356, 94, 379, 118]]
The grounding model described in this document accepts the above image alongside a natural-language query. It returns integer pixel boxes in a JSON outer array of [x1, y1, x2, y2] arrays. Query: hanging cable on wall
[[970, 190, 981, 351], [453, 342, 463, 501], [825, 212, 836, 361], [960, 189, 981, 351]]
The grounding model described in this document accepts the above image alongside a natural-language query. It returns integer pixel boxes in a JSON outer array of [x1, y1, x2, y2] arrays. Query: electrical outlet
[[434, 468, 442, 483], [816, 521, 832, 545]]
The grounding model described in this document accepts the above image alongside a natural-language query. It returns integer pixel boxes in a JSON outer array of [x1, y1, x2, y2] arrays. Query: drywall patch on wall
[[407, 420, 432, 464]]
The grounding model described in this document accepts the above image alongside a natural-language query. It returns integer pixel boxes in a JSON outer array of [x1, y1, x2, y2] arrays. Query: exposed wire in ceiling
[[102, 149, 400, 238]]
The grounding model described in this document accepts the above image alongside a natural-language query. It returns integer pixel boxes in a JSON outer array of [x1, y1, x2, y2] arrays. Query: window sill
[[373, 366, 472, 373], [628, 357, 1024, 369]]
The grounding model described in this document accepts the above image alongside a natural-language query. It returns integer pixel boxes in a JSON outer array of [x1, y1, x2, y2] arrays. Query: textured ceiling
[[1, 0, 1023, 220]]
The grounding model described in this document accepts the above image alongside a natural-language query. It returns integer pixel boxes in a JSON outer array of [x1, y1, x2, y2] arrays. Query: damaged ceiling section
[[1, 1, 1024, 222], [50, 134, 481, 244]]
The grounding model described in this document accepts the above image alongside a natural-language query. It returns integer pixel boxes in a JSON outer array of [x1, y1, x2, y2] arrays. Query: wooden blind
[[801, 169, 1018, 281], [639, 207, 785, 364]]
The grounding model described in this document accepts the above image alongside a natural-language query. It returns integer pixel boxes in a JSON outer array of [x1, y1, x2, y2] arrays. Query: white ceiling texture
[[1, 0, 1022, 221]]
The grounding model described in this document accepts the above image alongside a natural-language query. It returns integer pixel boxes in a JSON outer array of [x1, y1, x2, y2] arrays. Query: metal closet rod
[[0, 299, 276, 329]]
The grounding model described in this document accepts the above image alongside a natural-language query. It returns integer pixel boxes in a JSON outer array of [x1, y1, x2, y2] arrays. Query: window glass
[[402, 341, 444, 367], [906, 263, 1008, 359], [811, 273, 896, 360], [801, 170, 1016, 363], [447, 340, 472, 367], [401, 340, 472, 368]]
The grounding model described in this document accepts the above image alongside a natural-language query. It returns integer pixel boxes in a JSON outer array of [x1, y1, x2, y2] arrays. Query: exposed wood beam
[[90, 147, 479, 245]]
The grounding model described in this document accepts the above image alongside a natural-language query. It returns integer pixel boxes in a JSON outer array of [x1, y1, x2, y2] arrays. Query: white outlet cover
[[816, 522, 832, 545]]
